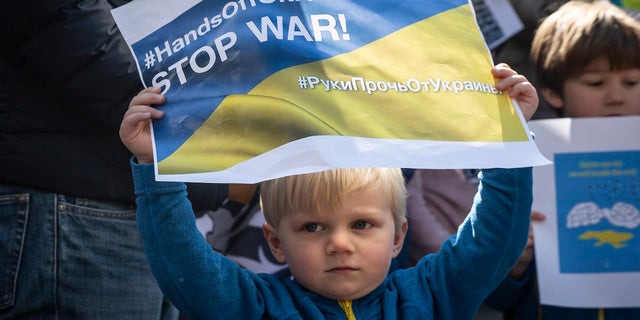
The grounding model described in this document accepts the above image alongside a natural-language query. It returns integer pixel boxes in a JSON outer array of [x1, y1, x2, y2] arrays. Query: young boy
[[120, 63, 538, 319], [532, 0, 640, 118], [485, 1, 640, 319]]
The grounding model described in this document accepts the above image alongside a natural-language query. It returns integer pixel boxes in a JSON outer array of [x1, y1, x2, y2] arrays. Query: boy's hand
[[119, 87, 166, 164], [492, 63, 539, 121]]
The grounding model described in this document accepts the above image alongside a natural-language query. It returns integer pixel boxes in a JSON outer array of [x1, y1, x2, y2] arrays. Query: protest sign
[[112, 0, 549, 183], [529, 116, 640, 308]]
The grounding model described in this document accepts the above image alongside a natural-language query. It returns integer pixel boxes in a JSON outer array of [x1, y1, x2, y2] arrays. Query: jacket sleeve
[[421, 167, 533, 320], [131, 160, 266, 319]]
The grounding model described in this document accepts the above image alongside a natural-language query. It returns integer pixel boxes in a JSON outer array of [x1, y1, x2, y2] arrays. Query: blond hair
[[260, 167, 407, 232], [531, 0, 640, 94]]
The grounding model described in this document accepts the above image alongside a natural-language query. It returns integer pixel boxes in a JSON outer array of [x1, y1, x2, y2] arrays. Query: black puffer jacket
[[0, 0, 227, 207]]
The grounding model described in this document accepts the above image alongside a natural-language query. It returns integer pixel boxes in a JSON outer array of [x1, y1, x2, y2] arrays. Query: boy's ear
[[263, 222, 287, 264], [541, 87, 564, 109], [392, 220, 409, 257]]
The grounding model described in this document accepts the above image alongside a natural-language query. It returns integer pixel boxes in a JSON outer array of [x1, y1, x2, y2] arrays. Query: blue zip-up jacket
[[132, 161, 533, 319]]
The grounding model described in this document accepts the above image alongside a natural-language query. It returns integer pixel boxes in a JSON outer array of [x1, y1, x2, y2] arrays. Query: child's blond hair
[[260, 167, 407, 233]]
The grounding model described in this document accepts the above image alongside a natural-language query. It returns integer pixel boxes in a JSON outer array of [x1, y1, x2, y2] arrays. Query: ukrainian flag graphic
[[118, 0, 548, 183]]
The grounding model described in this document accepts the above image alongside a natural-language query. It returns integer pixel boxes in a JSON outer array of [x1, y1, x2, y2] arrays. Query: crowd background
[[2, 0, 638, 319]]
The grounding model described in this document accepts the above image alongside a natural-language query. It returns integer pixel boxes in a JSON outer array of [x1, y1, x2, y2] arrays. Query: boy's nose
[[604, 83, 625, 106], [326, 230, 355, 254]]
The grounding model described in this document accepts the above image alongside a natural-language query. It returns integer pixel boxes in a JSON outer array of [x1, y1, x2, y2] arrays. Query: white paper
[[528, 116, 640, 308]]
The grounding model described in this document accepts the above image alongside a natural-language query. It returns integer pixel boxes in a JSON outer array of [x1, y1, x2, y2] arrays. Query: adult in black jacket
[[0, 1, 227, 318]]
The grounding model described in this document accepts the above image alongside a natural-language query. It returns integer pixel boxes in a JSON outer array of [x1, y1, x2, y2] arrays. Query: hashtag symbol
[[298, 76, 308, 89], [144, 50, 156, 69]]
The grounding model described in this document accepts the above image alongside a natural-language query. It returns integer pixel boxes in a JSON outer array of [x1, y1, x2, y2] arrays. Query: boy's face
[[263, 186, 407, 301], [543, 58, 640, 117]]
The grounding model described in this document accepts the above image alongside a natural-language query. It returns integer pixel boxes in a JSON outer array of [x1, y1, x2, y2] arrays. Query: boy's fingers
[[137, 86, 162, 95], [121, 106, 163, 132], [491, 64, 516, 77], [126, 105, 162, 115], [129, 93, 165, 108], [123, 110, 151, 125], [508, 82, 531, 97], [129, 87, 165, 108], [495, 74, 527, 91], [120, 112, 150, 137], [123, 106, 165, 123], [531, 211, 547, 222]]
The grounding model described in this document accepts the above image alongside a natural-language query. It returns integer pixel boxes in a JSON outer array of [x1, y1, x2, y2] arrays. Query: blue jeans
[[0, 183, 178, 319]]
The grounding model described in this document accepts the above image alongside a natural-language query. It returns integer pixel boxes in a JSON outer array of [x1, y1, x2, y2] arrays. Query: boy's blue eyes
[[304, 223, 323, 232], [352, 220, 372, 229], [302, 220, 372, 232]]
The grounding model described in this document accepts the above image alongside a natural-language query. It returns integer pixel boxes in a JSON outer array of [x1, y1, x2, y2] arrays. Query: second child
[[485, 1, 640, 319]]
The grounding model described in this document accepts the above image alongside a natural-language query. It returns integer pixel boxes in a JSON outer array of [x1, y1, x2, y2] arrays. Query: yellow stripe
[[598, 308, 604, 320], [338, 300, 356, 320]]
